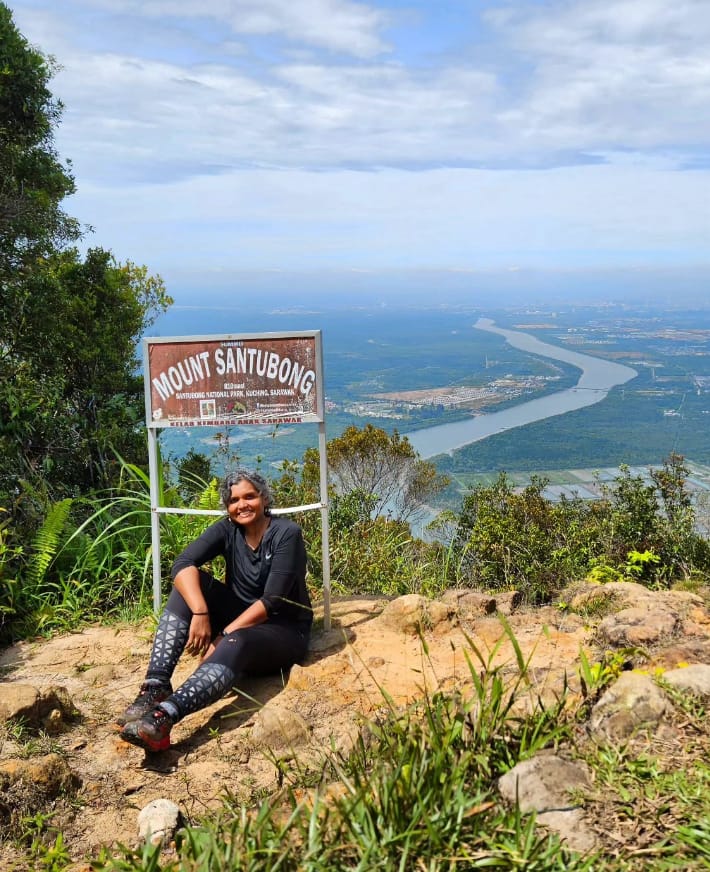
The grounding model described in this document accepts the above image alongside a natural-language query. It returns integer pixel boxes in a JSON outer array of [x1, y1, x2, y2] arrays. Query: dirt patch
[[0, 588, 708, 868]]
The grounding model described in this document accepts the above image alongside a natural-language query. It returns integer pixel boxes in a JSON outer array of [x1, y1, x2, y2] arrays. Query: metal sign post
[[142, 330, 331, 630]]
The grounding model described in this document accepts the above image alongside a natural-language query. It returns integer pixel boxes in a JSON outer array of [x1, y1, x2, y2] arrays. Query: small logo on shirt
[[265, 551, 272, 560]]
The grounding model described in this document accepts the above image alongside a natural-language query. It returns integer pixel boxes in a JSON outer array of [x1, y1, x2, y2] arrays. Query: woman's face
[[226, 479, 266, 528]]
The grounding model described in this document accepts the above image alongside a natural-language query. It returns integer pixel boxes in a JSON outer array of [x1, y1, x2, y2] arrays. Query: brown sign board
[[143, 331, 323, 427]]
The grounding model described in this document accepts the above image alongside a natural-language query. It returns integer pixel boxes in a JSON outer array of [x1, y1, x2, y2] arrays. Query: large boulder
[[0, 683, 77, 733]]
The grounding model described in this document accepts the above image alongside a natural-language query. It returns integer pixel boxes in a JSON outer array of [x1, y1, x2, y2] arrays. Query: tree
[[320, 424, 449, 522], [177, 449, 214, 499], [0, 3, 79, 284], [1, 248, 172, 511], [1, 2, 79, 515], [0, 6, 172, 527]]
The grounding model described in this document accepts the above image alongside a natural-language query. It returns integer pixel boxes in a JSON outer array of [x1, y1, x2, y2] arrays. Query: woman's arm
[[224, 598, 268, 633], [173, 566, 213, 656], [171, 518, 227, 581], [170, 521, 228, 656], [259, 525, 307, 616]]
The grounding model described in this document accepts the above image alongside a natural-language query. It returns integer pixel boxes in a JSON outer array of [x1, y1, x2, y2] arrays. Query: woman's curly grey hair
[[220, 469, 274, 514]]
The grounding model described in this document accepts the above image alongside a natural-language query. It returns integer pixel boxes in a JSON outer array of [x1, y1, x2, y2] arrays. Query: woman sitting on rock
[[118, 469, 312, 752]]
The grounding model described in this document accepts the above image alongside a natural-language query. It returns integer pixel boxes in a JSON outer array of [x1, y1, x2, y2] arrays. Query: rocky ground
[[1, 582, 709, 870]]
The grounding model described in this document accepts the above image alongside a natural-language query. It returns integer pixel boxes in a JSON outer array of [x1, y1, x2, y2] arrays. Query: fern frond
[[27, 498, 73, 588], [196, 478, 222, 512]]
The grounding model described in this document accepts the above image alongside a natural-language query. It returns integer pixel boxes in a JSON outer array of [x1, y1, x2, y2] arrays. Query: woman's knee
[[163, 588, 191, 621], [164, 571, 221, 620], [211, 626, 299, 675], [210, 631, 250, 671]]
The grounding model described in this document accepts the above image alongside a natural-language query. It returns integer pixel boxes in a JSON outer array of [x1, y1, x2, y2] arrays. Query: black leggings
[[164, 570, 311, 676], [144, 572, 310, 721]]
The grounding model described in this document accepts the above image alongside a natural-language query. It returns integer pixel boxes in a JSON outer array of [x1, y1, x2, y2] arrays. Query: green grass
[[90, 620, 587, 871], [86, 618, 710, 872]]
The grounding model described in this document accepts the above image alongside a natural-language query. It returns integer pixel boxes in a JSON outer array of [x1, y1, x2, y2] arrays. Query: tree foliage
[[449, 454, 710, 603], [0, 5, 172, 535], [0, 3, 79, 280], [176, 449, 215, 500], [1, 247, 171, 519], [323, 424, 449, 521]]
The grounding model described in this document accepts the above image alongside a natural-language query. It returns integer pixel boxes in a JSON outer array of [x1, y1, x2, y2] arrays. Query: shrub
[[449, 474, 594, 603], [448, 456, 710, 604]]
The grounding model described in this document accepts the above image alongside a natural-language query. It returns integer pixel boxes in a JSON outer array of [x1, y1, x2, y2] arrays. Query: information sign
[[144, 332, 323, 427]]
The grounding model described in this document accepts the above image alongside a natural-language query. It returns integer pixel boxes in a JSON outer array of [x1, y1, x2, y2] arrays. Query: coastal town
[[340, 374, 562, 419]]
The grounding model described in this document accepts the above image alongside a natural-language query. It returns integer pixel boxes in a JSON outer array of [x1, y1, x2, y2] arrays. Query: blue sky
[[8, 0, 710, 304]]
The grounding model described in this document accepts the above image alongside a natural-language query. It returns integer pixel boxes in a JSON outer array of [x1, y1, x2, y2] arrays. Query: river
[[406, 318, 638, 460]]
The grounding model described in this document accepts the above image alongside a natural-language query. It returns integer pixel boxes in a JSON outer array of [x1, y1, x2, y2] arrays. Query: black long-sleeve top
[[171, 516, 312, 626]]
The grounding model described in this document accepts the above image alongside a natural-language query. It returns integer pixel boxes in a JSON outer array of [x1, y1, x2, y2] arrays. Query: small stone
[[663, 664, 710, 698], [286, 663, 314, 690], [495, 591, 522, 615], [498, 755, 596, 853], [441, 589, 497, 615], [380, 595, 454, 634], [138, 798, 182, 846], [82, 664, 118, 686], [44, 709, 64, 733], [251, 705, 310, 751], [589, 673, 670, 741]]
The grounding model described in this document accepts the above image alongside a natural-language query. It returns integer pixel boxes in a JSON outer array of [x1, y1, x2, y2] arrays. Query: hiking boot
[[119, 706, 174, 752], [116, 681, 172, 726]]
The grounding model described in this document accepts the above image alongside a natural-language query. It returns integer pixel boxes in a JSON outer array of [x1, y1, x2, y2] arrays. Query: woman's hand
[[185, 614, 212, 656], [200, 633, 224, 664]]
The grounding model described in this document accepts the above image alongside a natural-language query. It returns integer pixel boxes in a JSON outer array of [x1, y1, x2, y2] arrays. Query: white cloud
[[13, 0, 710, 185], [7, 0, 710, 279], [493, 0, 710, 153], [86, 0, 390, 57], [53, 52, 503, 181]]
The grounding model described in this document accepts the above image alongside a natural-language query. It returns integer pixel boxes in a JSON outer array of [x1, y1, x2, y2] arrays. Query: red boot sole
[[119, 726, 171, 752]]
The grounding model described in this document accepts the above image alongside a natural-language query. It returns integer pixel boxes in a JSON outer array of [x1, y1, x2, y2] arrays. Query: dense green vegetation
[[3, 441, 708, 644], [0, 4, 170, 548], [442, 454, 708, 604]]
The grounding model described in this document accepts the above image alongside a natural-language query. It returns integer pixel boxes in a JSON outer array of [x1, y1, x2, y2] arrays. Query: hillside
[[2, 582, 710, 870]]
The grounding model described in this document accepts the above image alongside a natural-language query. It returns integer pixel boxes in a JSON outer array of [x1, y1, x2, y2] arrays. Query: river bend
[[407, 318, 637, 459]]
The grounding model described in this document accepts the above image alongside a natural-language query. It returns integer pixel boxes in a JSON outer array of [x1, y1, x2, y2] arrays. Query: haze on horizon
[[9, 0, 710, 307]]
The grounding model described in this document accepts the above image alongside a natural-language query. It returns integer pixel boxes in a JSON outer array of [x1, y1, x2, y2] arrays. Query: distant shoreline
[[406, 319, 638, 459]]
